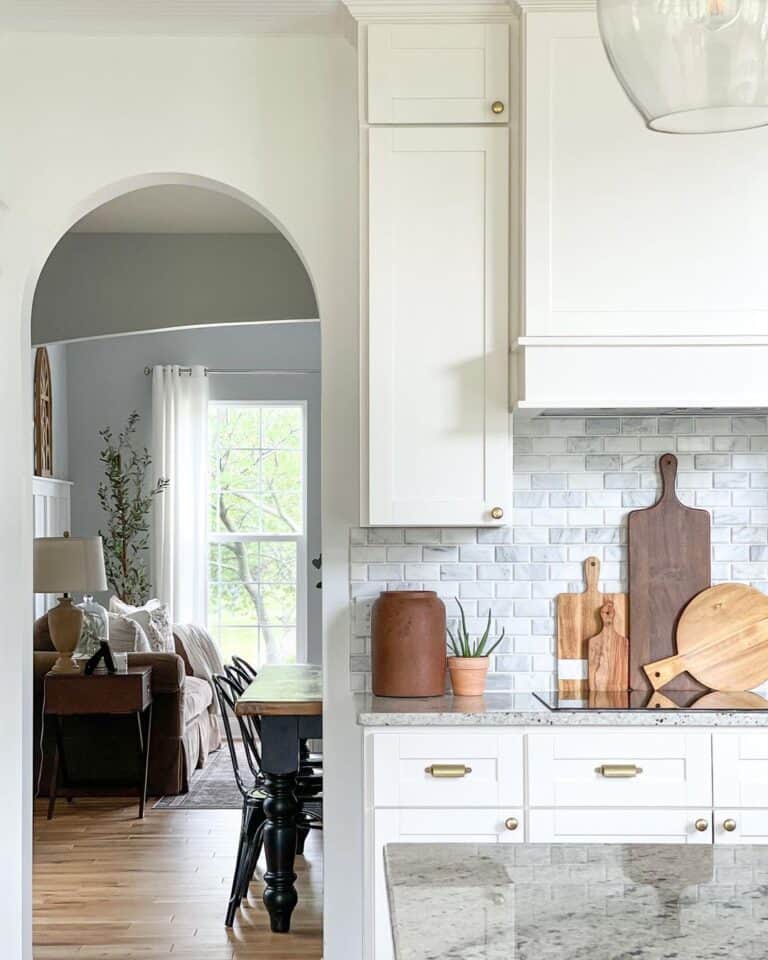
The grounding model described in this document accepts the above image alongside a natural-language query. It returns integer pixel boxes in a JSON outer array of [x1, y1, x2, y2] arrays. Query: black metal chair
[[213, 673, 268, 926], [232, 655, 258, 680]]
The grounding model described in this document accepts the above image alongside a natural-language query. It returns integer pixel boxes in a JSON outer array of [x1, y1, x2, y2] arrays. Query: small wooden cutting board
[[557, 557, 627, 696], [588, 602, 629, 692]]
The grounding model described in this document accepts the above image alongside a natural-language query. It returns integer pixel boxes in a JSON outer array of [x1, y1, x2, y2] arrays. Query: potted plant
[[447, 598, 505, 696]]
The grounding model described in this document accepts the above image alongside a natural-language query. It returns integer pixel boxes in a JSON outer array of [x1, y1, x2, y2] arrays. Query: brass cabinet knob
[[723, 819, 737, 832], [490, 506, 504, 520], [504, 817, 519, 831], [491, 100, 505, 114], [694, 818, 709, 832]]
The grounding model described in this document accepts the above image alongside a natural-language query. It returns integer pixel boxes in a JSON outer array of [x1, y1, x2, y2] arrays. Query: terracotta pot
[[448, 656, 489, 697], [371, 590, 446, 697]]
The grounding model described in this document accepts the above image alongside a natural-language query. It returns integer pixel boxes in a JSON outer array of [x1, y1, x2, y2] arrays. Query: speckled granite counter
[[385, 842, 768, 960], [357, 691, 768, 726]]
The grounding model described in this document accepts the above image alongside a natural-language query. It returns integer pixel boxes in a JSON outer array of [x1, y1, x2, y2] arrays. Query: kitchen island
[[384, 841, 768, 959]]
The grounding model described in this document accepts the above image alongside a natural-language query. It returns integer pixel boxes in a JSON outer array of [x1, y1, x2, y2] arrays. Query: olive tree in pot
[[447, 598, 505, 696], [97, 411, 169, 605]]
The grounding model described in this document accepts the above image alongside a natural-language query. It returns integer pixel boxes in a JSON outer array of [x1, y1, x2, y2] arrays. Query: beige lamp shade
[[34, 535, 108, 594]]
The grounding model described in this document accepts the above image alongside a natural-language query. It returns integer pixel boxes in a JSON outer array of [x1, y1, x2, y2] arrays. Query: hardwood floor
[[33, 799, 323, 959]]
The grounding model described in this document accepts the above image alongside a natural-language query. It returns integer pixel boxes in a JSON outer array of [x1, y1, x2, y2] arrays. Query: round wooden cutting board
[[643, 583, 768, 691]]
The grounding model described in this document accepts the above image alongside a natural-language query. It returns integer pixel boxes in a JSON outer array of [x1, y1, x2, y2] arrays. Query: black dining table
[[234, 663, 322, 933]]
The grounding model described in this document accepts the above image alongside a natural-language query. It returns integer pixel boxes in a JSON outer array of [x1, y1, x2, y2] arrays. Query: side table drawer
[[45, 668, 153, 715], [528, 732, 711, 807], [371, 732, 523, 807]]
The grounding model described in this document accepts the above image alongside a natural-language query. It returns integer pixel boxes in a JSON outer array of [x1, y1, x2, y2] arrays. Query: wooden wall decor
[[34, 346, 53, 477]]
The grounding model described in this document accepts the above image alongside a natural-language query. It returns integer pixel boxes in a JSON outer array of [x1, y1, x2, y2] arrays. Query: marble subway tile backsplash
[[349, 414, 768, 693]]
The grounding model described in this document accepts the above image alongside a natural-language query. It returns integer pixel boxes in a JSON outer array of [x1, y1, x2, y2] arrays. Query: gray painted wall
[[64, 321, 322, 662], [32, 233, 318, 344], [31, 342, 69, 480]]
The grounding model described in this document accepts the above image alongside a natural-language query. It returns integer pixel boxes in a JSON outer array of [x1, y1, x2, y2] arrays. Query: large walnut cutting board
[[644, 583, 768, 692], [557, 556, 627, 696], [629, 453, 711, 693]]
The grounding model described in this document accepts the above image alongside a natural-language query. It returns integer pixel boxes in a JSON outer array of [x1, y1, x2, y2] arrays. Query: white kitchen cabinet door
[[371, 808, 523, 960], [713, 734, 768, 808], [527, 732, 711, 808], [367, 126, 509, 526], [371, 732, 523, 808], [713, 810, 768, 844], [524, 10, 768, 339], [529, 808, 713, 844], [367, 23, 509, 124]]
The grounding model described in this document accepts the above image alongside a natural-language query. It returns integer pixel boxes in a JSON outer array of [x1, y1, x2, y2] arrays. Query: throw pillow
[[109, 597, 175, 653], [108, 613, 151, 654]]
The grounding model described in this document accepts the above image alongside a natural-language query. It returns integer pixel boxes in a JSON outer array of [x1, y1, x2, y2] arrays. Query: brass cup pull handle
[[491, 100, 505, 114], [595, 764, 643, 779], [504, 817, 519, 832], [723, 819, 737, 833], [425, 763, 472, 779], [694, 818, 709, 832]]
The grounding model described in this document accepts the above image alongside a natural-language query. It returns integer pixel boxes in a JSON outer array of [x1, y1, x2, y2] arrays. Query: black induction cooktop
[[534, 690, 768, 711]]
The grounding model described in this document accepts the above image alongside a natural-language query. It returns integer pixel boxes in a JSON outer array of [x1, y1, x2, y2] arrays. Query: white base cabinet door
[[367, 125, 510, 526], [713, 810, 768, 844], [528, 808, 713, 844], [372, 808, 524, 960]]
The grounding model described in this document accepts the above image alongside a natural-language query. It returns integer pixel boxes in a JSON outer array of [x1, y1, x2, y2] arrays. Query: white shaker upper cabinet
[[524, 11, 768, 338], [367, 126, 509, 526], [367, 23, 509, 124]]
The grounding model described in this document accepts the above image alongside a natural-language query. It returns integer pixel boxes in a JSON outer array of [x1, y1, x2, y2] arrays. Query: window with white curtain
[[207, 402, 306, 666]]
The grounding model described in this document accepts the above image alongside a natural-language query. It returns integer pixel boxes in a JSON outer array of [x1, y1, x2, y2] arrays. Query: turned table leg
[[261, 770, 299, 933]]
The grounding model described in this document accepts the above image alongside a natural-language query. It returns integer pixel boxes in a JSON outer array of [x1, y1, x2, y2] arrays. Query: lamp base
[[48, 596, 84, 674]]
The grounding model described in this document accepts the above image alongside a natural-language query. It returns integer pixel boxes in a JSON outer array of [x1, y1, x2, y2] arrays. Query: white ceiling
[[72, 185, 279, 234], [0, 0, 346, 34]]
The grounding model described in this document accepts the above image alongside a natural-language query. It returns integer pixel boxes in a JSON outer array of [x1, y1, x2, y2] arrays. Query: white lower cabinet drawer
[[528, 732, 711, 807], [371, 807, 524, 960], [371, 732, 523, 807], [714, 810, 768, 844], [528, 808, 713, 844], [713, 734, 768, 807]]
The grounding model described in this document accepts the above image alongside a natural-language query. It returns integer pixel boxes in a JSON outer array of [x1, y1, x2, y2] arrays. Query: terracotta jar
[[371, 590, 446, 697]]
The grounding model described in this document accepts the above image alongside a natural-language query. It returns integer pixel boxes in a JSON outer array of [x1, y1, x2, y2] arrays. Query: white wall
[[64, 322, 323, 663], [0, 32, 359, 960], [31, 342, 69, 480], [32, 233, 318, 343]]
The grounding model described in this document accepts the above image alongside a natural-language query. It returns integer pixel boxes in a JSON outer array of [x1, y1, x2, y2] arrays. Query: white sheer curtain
[[151, 365, 209, 624]]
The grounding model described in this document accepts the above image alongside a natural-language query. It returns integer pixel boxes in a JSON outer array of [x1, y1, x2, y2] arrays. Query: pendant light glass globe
[[597, 0, 768, 134]]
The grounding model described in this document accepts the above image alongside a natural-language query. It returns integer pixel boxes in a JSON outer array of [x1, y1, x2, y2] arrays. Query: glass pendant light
[[597, 0, 768, 133]]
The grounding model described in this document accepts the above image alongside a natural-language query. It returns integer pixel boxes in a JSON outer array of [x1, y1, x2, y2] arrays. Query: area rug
[[153, 744, 243, 810]]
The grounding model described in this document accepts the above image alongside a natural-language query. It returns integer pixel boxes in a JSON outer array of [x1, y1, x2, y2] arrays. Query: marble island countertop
[[385, 842, 768, 960], [357, 691, 768, 726]]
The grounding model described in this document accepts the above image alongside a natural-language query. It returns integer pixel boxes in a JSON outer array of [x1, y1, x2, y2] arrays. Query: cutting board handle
[[659, 453, 678, 503], [584, 556, 600, 594], [643, 653, 686, 690], [599, 601, 615, 627]]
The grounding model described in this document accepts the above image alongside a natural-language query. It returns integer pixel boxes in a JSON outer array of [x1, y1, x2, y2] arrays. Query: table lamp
[[33, 533, 108, 673]]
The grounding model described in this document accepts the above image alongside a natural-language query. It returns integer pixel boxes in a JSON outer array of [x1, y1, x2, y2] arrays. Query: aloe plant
[[447, 598, 505, 658]]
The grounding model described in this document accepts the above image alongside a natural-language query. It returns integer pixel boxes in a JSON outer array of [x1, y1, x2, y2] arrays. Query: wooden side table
[[44, 666, 153, 819]]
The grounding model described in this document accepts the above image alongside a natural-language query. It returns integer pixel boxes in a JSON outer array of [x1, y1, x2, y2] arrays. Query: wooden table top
[[235, 664, 322, 717]]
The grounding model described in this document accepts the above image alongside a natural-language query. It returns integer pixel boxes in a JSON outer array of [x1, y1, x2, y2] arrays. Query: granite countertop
[[356, 691, 768, 726], [385, 842, 768, 960]]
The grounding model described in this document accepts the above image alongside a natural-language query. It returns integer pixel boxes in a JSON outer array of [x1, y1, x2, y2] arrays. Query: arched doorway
[[24, 178, 328, 955]]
